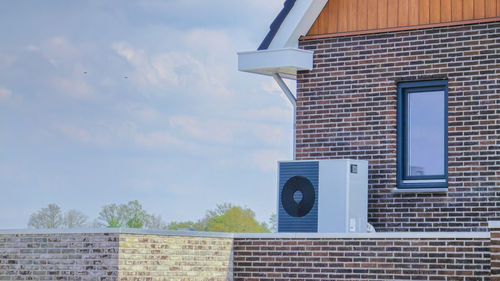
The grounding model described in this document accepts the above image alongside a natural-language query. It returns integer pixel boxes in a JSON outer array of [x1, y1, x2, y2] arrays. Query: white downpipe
[[272, 73, 297, 160]]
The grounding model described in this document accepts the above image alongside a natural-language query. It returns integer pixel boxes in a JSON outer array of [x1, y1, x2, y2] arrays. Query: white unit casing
[[278, 159, 368, 233]]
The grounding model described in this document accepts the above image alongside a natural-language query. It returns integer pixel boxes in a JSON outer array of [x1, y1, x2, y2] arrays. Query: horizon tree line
[[27, 201, 277, 233]]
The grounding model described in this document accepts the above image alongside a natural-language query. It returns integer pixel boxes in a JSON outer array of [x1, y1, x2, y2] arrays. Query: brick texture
[[118, 234, 233, 281], [0, 232, 234, 281], [233, 237, 491, 281], [297, 22, 500, 232], [492, 226, 500, 281], [0, 233, 119, 281], [1, 231, 497, 280]]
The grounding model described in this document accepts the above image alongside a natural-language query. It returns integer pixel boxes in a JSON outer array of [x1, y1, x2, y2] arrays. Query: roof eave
[[238, 48, 314, 80], [238, 0, 327, 80]]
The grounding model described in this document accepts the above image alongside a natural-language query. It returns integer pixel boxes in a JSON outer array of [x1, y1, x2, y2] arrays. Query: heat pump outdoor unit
[[278, 160, 368, 233]]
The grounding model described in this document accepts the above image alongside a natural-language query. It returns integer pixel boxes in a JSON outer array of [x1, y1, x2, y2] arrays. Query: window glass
[[406, 90, 445, 177]]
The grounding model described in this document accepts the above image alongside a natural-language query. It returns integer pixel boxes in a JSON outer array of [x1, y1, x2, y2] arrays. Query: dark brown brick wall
[[0, 231, 496, 280], [297, 22, 500, 232], [233, 236, 491, 281], [492, 225, 500, 281]]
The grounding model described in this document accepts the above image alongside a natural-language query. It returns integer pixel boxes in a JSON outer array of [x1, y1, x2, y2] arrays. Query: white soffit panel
[[238, 48, 313, 79]]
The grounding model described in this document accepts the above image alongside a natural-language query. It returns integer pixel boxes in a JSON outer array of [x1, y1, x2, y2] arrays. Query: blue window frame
[[397, 80, 448, 189]]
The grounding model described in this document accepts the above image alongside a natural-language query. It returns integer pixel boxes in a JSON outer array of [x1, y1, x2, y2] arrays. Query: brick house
[[2, 1, 500, 280], [239, 0, 500, 233]]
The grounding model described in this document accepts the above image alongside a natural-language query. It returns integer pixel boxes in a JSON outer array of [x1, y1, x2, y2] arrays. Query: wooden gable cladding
[[305, 0, 500, 38]]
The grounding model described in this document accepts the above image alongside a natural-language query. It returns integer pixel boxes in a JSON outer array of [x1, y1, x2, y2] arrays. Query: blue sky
[[0, 0, 295, 228]]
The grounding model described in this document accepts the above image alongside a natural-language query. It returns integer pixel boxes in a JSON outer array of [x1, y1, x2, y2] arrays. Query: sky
[[0, 0, 295, 228]]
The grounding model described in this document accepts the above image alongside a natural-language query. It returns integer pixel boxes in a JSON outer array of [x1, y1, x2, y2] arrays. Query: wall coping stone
[[489, 220, 500, 229], [0, 228, 234, 238], [0, 229, 491, 239], [233, 232, 491, 239]]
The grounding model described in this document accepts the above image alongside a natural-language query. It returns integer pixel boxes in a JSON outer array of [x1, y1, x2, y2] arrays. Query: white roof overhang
[[238, 48, 313, 80], [237, 0, 327, 80]]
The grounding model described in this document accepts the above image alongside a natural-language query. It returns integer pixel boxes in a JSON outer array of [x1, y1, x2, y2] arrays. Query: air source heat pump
[[278, 160, 368, 233]]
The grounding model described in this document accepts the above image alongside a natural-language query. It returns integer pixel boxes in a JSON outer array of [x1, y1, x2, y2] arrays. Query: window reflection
[[406, 91, 445, 177]]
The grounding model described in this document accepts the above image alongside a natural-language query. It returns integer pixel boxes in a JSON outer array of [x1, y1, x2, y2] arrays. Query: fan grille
[[278, 161, 318, 232]]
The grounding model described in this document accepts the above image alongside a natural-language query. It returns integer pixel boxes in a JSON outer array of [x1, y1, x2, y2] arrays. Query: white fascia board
[[268, 0, 328, 49], [238, 48, 313, 79]]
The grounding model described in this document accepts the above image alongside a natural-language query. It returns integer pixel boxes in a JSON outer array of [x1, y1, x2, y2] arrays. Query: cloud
[[54, 112, 286, 157], [184, 28, 232, 54], [133, 130, 185, 149], [249, 123, 285, 147], [169, 115, 284, 147], [52, 77, 94, 99], [0, 0, 289, 228], [125, 105, 163, 123], [249, 149, 287, 172], [0, 53, 16, 70], [58, 121, 185, 151], [25, 45, 40, 52], [113, 41, 189, 88], [169, 116, 236, 145], [133, 0, 283, 31], [42, 37, 78, 66], [240, 106, 292, 123], [58, 124, 110, 146], [112, 30, 233, 98], [0, 85, 12, 100], [26, 37, 97, 100]]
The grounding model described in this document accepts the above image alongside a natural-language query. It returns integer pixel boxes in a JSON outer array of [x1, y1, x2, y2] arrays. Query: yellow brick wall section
[[118, 234, 233, 281]]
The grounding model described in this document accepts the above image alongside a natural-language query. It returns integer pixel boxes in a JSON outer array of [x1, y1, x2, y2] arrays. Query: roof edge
[[258, 0, 296, 50], [238, 48, 314, 80]]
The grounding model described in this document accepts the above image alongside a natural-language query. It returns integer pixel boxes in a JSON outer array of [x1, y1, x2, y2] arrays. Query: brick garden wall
[[0, 230, 497, 281], [118, 234, 233, 281], [0, 232, 119, 280], [0, 230, 234, 281], [297, 22, 500, 232], [492, 221, 500, 281], [233, 233, 491, 281]]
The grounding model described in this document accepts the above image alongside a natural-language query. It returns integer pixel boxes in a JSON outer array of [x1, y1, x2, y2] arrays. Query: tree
[[193, 203, 234, 231], [269, 213, 277, 233], [146, 214, 167, 230], [167, 221, 198, 231], [205, 206, 270, 233], [97, 203, 123, 227], [89, 219, 104, 228], [63, 210, 88, 228], [205, 203, 233, 219], [166, 203, 270, 233], [122, 200, 151, 228], [28, 204, 64, 229], [97, 200, 151, 228]]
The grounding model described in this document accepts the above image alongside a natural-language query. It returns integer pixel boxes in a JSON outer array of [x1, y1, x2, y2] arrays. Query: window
[[397, 80, 448, 189]]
